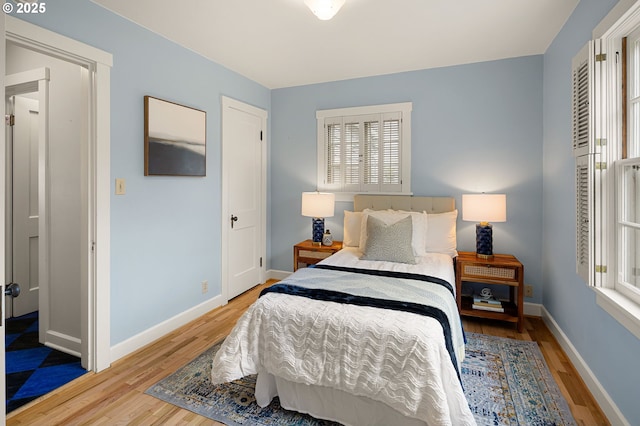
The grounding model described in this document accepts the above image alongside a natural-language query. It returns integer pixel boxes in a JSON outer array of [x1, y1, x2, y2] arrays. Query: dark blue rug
[[6, 312, 86, 412]]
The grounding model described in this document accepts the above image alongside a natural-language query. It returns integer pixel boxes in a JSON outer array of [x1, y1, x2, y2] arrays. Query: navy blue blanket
[[260, 266, 461, 381]]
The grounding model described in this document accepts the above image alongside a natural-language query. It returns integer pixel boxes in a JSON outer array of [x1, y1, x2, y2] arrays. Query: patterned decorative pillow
[[361, 215, 416, 264], [359, 209, 427, 256]]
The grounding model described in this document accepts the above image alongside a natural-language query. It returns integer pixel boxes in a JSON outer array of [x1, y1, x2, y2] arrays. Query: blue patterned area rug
[[145, 332, 576, 425]]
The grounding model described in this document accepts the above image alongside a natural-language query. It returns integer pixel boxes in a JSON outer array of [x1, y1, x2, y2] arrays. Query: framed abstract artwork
[[144, 96, 206, 176]]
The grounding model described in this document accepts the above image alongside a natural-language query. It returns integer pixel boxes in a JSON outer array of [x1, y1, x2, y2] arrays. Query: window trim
[[315, 102, 412, 202], [592, 0, 640, 338]]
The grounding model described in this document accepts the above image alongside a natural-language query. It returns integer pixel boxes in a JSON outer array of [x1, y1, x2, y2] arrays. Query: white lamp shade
[[462, 194, 507, 223], [302, 192, 335, 218], [304, 0, 346, 20]]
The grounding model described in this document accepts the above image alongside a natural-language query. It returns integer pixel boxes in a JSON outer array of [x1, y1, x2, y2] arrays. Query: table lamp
[[462, 193, 507, 259], [301, 192, 335, 245]]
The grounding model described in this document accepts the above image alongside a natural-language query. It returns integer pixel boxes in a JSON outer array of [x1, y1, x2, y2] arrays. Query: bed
[[211, 195, 476, 426]]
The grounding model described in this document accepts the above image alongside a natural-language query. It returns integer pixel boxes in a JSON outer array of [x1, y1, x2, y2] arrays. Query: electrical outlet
[[524, 285, 533, 298], [201, 280, 208, 294]]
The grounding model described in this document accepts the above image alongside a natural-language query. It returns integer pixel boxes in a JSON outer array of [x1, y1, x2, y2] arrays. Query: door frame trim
[[221, 96, 267, 302], [4, 16, 113, 372]]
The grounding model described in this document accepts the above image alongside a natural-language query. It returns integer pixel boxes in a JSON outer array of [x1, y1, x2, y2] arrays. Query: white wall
[[6, 43, 86, 352]]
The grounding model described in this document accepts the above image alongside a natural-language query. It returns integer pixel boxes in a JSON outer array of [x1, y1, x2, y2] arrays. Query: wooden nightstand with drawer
[[455, 251, 524, 332], [293, 240, 343, 271]]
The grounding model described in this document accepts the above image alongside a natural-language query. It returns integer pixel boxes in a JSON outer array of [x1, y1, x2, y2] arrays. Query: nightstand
[[293, 240, 343, 271], [455, 251, 524, 332]]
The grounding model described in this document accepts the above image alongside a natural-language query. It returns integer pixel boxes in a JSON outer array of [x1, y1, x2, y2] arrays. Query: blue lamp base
[[312, 217, 324, 245], [476, 223, 493, 259]]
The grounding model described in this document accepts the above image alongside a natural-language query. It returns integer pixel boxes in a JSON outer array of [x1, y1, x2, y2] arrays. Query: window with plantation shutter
[[316, 103, 411, 198], [575, 1, 640, 342]]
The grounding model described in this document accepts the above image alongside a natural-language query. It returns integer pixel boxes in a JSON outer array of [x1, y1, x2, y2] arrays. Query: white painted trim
[[315, 102, 413, 119], [593, 0, 638, 39], [110, 294, 225, 363], [93, 62, 111, 372], [6, 16, 112, 67], [5, 16, 113, 372], [542, 306, 629, 426], [4, 66, 48, 89], [221, 96, 268, 303], [267, 269, 291, 281], [44, 330, 81, 358], [523, 302, 542, 317]]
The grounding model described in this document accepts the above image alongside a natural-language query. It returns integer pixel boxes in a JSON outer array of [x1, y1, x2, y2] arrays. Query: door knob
[[4, 282, 20, 298], [231, 215, 238, 229]]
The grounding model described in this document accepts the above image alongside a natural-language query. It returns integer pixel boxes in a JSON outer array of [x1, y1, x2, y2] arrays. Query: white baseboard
[[542, 307, 629, 426], [524, 301, 542, 317], [110, 294, 224, 363], [45, 330, 81, 358], [267, 269, 291, 280]]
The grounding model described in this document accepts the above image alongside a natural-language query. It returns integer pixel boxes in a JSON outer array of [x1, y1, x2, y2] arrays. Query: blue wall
[[13, 0, 271, 346], [14, 1, 640, 422], [543, 0, 640, 423], [271, 56, 544, 303]]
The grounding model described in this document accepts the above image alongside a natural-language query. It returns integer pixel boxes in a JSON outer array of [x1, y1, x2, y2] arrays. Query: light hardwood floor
[[8, 280, 609, 425]]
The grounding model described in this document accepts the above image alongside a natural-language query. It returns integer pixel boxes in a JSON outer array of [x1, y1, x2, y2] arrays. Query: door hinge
[[595, 53, 607, 62], [5, 114, 15, 126], [596, 138, 606, 146], [260, 257, 263, 267], [596, 162, 607, 170], [91, 241, 96, 252], [595, 265, 607, 273]]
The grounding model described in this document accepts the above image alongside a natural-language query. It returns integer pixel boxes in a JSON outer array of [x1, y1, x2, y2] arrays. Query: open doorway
[[4, 60, 89, 411], [0, 17, 112, 421]]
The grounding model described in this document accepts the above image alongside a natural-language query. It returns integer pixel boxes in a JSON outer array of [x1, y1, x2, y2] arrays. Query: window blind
[[316, 102, 411, 195], [326, 123, 341, 185]]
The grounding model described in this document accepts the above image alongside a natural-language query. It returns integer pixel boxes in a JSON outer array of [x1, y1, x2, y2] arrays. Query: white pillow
[[343, 210, 363, 247], [425, 209, 458, 257], [359, 209, 428, 256]]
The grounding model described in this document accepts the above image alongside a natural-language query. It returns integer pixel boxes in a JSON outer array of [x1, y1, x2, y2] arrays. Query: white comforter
[[211, 249, 475, 426]]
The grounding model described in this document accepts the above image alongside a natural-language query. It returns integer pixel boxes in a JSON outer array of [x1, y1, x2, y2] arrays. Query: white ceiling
[[92, 0, 579, 89]]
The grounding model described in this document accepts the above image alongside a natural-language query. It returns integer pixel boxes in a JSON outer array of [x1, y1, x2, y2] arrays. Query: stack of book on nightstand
[[472, 294, 504, 312]]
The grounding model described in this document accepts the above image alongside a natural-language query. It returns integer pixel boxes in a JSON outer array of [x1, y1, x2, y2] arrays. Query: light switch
[[115, 178, 126, 195]]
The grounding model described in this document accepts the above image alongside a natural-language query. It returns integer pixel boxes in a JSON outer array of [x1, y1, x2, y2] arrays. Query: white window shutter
[[573, 40, 605, 286], [326, 122, 341, 185], [572, 41, 596, 157], [576, 154, 594, 283], [380, 112, 402, 192]]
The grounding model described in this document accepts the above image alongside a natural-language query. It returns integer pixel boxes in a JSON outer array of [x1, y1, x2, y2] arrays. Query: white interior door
[[222, 97, 266, 300], [10, 95, 39, 317]]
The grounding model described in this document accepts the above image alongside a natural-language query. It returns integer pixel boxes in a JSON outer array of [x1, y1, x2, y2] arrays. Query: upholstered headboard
[[353, 195, 455, 213]]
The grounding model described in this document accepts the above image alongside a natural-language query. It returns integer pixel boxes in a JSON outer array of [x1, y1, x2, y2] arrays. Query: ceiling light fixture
[[305, 0, 346, 20]]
